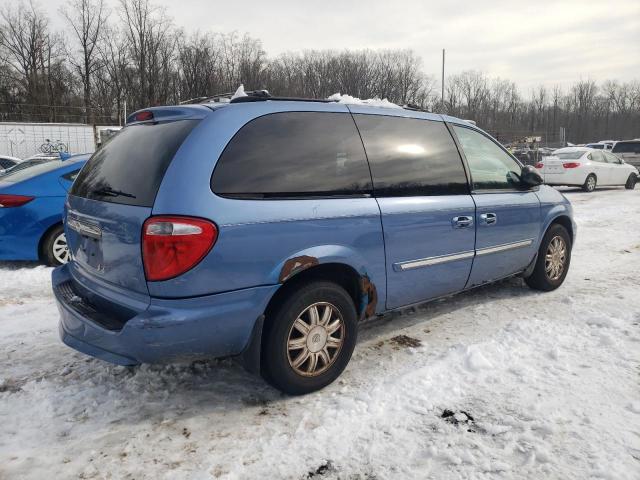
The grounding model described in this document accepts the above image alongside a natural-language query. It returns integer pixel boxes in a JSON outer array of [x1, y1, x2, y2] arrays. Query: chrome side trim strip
[[476, 238, 533, 256], [394, 250, 475, 271], [393, 238, 535, 272]]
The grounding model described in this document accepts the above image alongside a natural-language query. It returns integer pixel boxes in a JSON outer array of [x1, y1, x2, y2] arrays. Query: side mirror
[[521, 165, 543, 187]]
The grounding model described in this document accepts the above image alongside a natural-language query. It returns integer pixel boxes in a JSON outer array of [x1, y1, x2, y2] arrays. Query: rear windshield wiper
[[92, 187, 136, 199]]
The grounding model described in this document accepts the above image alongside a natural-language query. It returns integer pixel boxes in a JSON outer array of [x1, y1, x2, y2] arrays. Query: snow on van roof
[[327, 93, 402, 109]]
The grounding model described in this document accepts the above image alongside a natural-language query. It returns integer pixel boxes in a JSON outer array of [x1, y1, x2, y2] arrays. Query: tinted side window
[[71, 120, 199, 207], [353, 114, 468, 196], [612, 142, 640, 154], [211, 112, 371, 197], [453, 126, 522, 190]]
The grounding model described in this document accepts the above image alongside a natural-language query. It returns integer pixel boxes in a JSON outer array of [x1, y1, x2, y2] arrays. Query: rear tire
[[625, 174, 637, 190], [582, 174, 597, 192], [525, 224, 572, 291], [42, 225, 69, 266], [261, 281, 357, 395]]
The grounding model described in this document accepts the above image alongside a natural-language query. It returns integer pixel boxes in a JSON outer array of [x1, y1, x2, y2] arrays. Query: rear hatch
[[66, 109, 203, 295]]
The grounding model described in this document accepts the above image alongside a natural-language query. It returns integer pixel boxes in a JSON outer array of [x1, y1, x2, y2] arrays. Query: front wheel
[[261, 281, 357, 395], [625, 174, 637, 190], [582, 174, 597, 192], [525, 224, 572, 291], [42, 225, 70, 266]]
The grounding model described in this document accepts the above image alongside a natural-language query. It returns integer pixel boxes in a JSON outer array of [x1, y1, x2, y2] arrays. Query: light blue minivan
[[53, 92, 575, 394]]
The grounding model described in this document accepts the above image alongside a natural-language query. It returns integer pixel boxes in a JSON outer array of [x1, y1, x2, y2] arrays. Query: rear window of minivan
[[71, 120, 199, 207]]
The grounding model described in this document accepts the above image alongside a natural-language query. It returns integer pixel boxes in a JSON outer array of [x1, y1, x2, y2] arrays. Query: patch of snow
[[464, 345, 494, 371], [327, 93, 402, 109], [230, 84, 247, 100]]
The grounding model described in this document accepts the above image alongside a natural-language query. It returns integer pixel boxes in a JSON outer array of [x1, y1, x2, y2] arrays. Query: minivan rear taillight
[[535, 162, 544, 169], [142, 216, 217, 281], [0, 194, 35, 208]]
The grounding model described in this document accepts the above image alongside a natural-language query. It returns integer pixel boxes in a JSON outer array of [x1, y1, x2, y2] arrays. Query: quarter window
[[453, 126, 522, 190], [211, 112, 372, 198], [62, 169, 80, 181], [353, 114, 469, 196]]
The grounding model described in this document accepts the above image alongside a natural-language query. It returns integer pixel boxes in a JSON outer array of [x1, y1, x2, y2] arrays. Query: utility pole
[[441, 49, 446, 112]]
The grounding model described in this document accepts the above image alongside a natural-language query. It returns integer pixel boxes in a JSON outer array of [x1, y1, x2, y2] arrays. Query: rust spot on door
[[279, 255, 319, 283], [360, 275, 378, 319]]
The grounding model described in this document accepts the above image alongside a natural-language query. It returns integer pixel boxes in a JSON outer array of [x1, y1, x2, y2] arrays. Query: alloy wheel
[[545, 236, 567, 281], [287, 302, 345, 377], [52, 233, 70, 264]]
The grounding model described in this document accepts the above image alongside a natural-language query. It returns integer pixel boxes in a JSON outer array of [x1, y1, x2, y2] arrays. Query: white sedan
[[536, 147, 638, 192]]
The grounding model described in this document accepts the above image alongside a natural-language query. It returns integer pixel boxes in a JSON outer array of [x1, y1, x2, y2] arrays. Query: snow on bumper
[[53, 264, 278, 365]]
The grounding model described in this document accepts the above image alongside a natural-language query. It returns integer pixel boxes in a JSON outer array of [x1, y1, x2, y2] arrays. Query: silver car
[[612, 140, 640, 172]]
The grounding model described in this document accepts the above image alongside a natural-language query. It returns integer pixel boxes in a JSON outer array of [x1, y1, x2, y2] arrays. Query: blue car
[[0, 154, 89, 266], [53, 94, 576, 394]]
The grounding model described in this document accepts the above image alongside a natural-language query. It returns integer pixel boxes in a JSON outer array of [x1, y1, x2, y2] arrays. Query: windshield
[[554, 151, 584, 160], [0, 159, 61, 182]]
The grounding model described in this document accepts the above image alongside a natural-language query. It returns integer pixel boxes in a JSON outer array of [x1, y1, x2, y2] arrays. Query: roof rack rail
[[230, 94, 334, 104], [402, 103, 431, 113]]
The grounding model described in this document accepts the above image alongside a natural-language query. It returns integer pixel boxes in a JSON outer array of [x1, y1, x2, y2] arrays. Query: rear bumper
[[543, 171, 586, 186], [53, 264, 279, 365]]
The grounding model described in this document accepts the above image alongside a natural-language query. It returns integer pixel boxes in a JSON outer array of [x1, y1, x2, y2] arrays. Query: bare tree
[[0, 1, 49, 105], [118, 0, 174, 109], [60, 0, 108, 123]]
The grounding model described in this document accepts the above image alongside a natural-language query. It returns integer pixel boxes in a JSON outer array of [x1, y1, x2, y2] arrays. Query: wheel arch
[[240, 261, 377, 376], [549, 215, 574, 246], [265, 261, 376, 323], [37, 220, 64, 261], [537, 200, 576, 249]]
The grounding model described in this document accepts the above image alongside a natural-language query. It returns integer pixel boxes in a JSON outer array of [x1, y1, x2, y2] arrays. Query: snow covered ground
[[1, 188, 639, 480]]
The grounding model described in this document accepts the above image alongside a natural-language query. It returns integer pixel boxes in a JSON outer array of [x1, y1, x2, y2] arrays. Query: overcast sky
[[41, 0, 640, 91]]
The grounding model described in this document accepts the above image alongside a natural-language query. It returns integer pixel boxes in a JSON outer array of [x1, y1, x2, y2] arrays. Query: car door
[[588, 150, 611, 185], [603, 151, 630, 184], [352, 110, 475, 309], [451, 124, 541, 287]]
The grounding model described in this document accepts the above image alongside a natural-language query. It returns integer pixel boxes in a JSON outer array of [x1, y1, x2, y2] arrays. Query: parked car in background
[[0, 155, 21, 174], [598, 140, 615, 150], [53, 97, 575, 395], [536, 147, 638, 191], [611, 140, 640, 171], [0, 154, 62, 177], [0, 154, 89, 265], [585, 143, 606, 150]]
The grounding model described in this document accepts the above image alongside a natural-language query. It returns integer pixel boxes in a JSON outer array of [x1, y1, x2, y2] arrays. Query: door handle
[[480, 213, 497, 225], [452, 216, 473, 228]]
